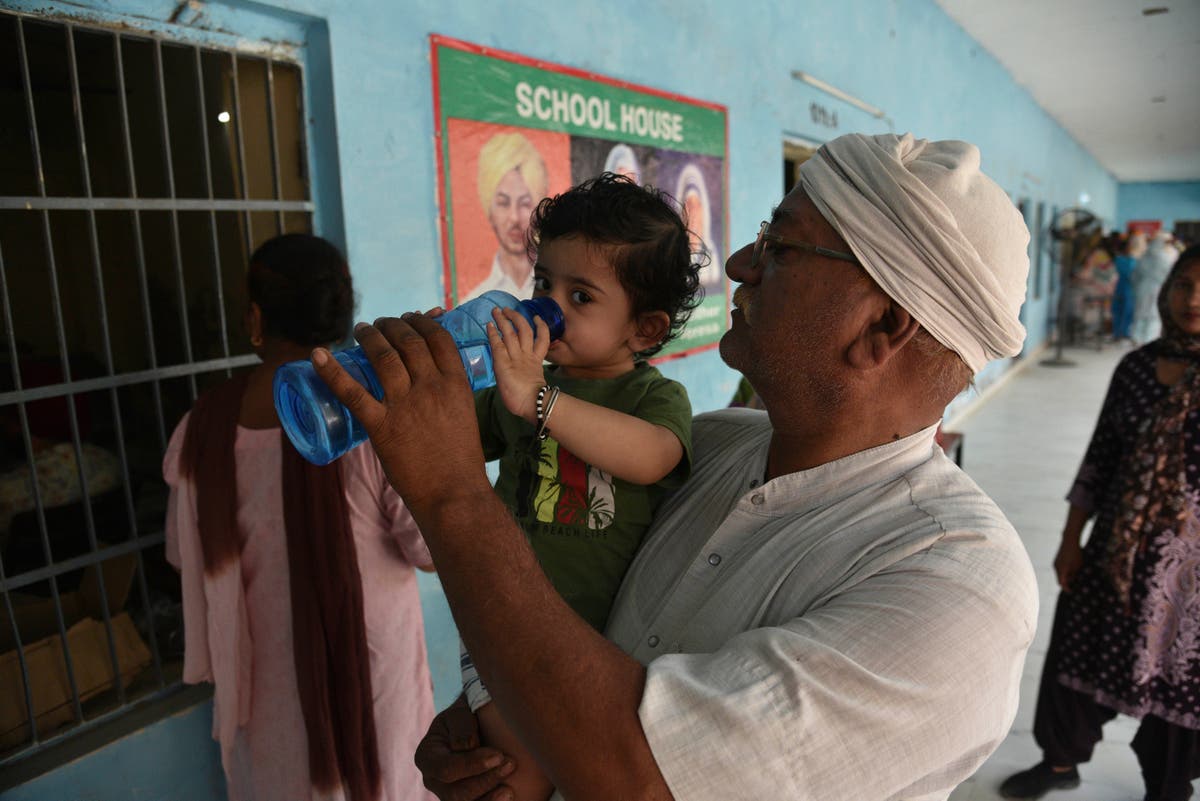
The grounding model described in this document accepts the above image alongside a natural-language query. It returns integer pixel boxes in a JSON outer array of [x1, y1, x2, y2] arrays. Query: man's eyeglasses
[[750, 221, 860, 269]]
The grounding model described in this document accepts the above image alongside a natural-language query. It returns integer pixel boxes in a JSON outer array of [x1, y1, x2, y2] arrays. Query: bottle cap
[[521, 297, 565, 339]]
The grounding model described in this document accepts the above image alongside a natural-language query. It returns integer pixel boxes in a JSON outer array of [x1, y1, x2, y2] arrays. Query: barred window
[[0, 10, 314, 766]]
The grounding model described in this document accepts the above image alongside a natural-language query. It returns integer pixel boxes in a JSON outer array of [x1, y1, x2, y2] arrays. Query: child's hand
[[487, 307, 551, 423]]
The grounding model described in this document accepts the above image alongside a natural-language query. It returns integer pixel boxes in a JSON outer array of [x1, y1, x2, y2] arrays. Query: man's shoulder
[[692, 406, 770, 433], [905, 453, 1020, 537], [903, 457, 1037, 610], [691, 407, 772, 458]]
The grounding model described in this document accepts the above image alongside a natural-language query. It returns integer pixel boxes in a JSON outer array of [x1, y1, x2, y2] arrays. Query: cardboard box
[[0, 612, 152, 749], [0, 531, 147, 750], [0, 550, 138, 654]]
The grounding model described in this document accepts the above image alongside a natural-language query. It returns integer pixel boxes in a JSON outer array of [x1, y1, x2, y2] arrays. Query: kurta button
[[707, 553, 721, 566], [751, 493, 765, 505], [647, 635, 660, 647], [749, 479, 760, 488]]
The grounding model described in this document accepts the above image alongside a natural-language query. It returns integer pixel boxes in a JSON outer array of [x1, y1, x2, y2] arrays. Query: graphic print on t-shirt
[[529, 437, 614, 531]]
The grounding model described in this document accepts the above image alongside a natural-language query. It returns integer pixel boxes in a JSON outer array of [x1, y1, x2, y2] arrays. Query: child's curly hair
[[527, 172, 705, 358]]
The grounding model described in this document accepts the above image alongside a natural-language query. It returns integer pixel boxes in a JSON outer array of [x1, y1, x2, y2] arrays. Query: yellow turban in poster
[[477, 131, 548, 211]]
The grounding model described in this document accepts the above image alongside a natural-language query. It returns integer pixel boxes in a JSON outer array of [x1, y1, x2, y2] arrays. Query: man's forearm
[[411, 487, 671, 800], [308, 315, 671, 797], [1061, 503, 1089, 545]]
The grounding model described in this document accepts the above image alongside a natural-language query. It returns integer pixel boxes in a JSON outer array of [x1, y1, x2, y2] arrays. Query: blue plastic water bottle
[[274, 291, 564, 465]]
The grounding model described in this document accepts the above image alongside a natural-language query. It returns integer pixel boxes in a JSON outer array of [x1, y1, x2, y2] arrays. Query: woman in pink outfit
[[164, 234, 436, 801]]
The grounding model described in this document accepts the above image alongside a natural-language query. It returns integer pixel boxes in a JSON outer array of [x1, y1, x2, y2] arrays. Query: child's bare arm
[[486, 309, 683, 484], [531, 393, 682, 484], [477, 702, 555, 801]]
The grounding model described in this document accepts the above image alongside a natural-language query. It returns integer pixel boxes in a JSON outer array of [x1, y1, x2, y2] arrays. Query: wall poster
[[430, 34, 729, 359]]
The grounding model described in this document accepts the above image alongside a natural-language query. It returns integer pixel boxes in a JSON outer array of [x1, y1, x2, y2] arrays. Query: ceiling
[[934, 0, 1200, 183]]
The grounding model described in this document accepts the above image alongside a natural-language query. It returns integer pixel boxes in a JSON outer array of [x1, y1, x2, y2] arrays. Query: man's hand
[[415, 699, 516, 801], [487, 308, 552, 424], [312, 314, 491, 516]]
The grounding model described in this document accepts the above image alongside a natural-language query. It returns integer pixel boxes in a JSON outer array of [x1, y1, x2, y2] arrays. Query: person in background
[[316, 132, 1038, 801], [1067, 235, 1117, 341], [468, 132, 549, 300], [1131, 231, 1179, 344], [164, 234, 435, 801], [1000, 245, 1200, 801], [1110, 232, 1146, 342]]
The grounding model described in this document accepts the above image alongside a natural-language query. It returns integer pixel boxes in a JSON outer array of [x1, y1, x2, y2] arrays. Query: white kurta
[[577, 409, 1037, 801]]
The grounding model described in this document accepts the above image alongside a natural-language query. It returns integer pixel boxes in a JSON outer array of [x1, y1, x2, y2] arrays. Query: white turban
[[799, 133, 1029, 374]]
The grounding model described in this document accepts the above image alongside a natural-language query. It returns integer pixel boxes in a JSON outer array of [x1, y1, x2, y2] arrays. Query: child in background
[[460, 172, 703, 800]]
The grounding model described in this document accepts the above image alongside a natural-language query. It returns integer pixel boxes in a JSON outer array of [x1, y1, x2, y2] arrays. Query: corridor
[[948, 342, 1150, 801]]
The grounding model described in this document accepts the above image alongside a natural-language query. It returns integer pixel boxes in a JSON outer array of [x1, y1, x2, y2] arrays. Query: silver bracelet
[[535, 385, 561, 440]]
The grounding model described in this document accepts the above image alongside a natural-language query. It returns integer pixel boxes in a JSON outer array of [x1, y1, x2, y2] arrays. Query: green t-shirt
[[474, 363, 693, 631]]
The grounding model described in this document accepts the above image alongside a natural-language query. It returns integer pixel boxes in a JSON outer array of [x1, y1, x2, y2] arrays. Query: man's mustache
[[732, 285, 753, 312]]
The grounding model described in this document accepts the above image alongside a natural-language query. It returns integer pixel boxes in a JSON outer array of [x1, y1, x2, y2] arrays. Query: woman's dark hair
[[247, 234, 355, 346], [527, 172, 704, 357], [1105, 232, 1127, 256], [1176, 244, 1200, 269], [1157, 244, 1200, 333]]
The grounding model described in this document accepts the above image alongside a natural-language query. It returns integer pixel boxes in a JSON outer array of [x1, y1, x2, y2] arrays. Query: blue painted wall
[[2, 0, 1119, 796], [1117, 181, 1200, 232], [0, 703, 226, 801]]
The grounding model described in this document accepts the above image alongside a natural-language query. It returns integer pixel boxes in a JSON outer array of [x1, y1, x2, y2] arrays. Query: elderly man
[[314, 132, 1039, 800]]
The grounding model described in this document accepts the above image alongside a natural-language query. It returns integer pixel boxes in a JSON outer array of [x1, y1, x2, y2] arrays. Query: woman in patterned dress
[[1002, 244, 1200, 801]]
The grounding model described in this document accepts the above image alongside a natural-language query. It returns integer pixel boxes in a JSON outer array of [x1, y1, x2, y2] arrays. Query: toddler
[[461, 172, 703, 799]]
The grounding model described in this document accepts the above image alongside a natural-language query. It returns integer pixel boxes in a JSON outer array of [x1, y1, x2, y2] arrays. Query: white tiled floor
[[946, 342, 1154, 801]]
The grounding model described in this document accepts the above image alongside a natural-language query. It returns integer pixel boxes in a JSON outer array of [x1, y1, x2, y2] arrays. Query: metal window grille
[[0, 9, 314, 766]]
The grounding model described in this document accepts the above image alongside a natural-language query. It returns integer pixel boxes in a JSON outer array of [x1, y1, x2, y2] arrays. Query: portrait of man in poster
[[467, 131, 549, 300], [434, 35, 728, 354]]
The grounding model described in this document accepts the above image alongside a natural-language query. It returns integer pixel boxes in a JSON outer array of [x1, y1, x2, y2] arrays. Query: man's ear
[[630, 311, 671, 353], [845, 297, 921, 371]]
